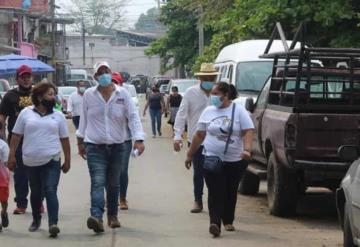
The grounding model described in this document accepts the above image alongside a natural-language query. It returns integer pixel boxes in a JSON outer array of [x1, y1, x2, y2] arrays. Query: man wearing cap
[[111, 72, 132, 210], [76, 61, 145, 233], [67, 80, 86, 129], [0, 65, 34, 214], [173, 63, 219, 213]]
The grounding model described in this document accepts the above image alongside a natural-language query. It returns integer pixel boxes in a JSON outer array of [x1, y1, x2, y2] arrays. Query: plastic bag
[[0, 164, 10, 187]]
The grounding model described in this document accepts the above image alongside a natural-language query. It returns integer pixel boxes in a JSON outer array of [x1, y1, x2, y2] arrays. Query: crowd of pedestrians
[[0, 62, 253, 240]]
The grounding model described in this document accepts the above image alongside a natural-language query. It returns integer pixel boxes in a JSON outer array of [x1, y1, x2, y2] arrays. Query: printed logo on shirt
[[115, 98, 125, 105], [19, 96, 32, 109], [208, 116, 235, 143]]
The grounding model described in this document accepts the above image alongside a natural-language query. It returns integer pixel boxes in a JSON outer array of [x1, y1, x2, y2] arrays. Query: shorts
[[0, 187, 9, 203]]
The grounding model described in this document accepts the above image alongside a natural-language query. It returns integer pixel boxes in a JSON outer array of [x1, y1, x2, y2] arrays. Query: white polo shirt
[[12, 106, 69, 167], [67, 91, 83, 117], [76, 85, 145, 144]]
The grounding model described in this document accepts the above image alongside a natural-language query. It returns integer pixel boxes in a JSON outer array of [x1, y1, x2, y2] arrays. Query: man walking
[[67, 80, 86, 129], [173, 63, 218, 213], [77, 61, 145, 233], [0, 65, 33, 214]]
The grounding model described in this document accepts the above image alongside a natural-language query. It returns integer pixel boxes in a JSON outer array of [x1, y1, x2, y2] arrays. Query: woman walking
[[143, 86, 165, 138], [185, 82, 254, 238], [8, 82, 71, 238]]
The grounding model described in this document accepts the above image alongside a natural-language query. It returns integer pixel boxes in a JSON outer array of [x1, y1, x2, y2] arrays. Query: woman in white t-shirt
[[8, 82, 71, 238], [185, 82, 254, 238]]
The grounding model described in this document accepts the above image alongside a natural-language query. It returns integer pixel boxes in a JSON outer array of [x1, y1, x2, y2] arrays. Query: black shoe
[[1, 212, 8, 228], [209, 224, 221, 237], [49, 224, 60, 238], [158, 132, 162, 136], [87, 216, 104, 233], [29, 219, 41, 232], [190, 202, 203, 213]]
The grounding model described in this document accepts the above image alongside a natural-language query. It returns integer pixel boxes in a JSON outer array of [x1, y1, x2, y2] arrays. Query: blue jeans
[[72, 116, 80, 130], [119, 140, 132, 199], [86, 143, 128, 219], [149, 108, 162, 136], [191, 144, 204, 203], [28, 159, 61, 226], [14, 143, 29, 208]]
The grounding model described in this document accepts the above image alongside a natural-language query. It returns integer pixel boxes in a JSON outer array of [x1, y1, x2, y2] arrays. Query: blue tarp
[[0, 54, 55, 75]]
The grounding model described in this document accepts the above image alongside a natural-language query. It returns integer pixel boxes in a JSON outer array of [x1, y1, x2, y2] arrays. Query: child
[[0, 139, 9, 232]]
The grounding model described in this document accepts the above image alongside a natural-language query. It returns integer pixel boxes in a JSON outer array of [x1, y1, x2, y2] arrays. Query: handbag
[[203, 103, 236, 173]]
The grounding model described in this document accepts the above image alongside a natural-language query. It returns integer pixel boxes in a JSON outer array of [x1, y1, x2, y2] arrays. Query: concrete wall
[[67, 35, 175, 78]]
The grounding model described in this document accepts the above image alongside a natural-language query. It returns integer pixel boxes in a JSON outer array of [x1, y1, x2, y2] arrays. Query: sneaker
[[28, 219, 41, 232], [190, 202, 203, 213], [13, 207, 26, 215], [119, 198, 128, 210], [107, 215, 121, 228], [209, 224, 221, 237], [1, 212, 9, 228], [87, 216, 104, 233], [224, 224, 235, 231], [49, 224, 60, 238]]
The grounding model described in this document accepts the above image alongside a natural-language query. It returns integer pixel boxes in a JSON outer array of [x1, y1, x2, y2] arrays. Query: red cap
[[16, 65, 32, 77], [112, 72, 123, 85]]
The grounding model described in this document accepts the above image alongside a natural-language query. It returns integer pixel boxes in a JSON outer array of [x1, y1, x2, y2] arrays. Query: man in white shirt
[[67, 80, 86, 129], [173, 63, 219, 213], [76, 61, 145, 233]]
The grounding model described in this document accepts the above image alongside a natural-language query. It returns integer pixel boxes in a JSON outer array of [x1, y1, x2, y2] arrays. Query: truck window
[[256, 79, 271, 108], [228, 65, 233, 83], [235, 61, 273, 92]]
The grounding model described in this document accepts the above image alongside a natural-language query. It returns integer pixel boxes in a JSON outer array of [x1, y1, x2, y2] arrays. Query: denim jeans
[[86, 143, 128, 220], [72, 116, 80, 130], [119, 140, 132, 199], [190, 144, 204, 203], [149, 108, 162, 136], [14, 143, 29, 208], [28, 159, 61, 226]]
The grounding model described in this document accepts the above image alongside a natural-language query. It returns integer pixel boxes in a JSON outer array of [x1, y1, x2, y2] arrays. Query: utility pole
[[198, 5, 204, 56], [82, 19, 86, 66], [50, 0, 56, 80]]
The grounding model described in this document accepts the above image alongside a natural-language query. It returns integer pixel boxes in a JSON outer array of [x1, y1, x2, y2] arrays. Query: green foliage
[[135, 8, 166, 32], [149, 0, 360, 74]]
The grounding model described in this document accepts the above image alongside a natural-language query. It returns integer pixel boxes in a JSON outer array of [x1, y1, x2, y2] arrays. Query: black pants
[[204, 160, 247, 227]]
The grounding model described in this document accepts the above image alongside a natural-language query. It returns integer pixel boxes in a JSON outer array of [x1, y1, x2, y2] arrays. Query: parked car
[[69, 69, 87, 80], [130, 75, 149, 94], [63, 79, 95, 88], [336, 145, 360, 247], [58, 86, 77, 112], [167, 79, 199, 97], [240, 27, 360, 217], [123, 83, 139, 108]]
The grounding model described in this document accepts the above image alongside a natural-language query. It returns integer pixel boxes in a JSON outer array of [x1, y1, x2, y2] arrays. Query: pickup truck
[[240, 41, 360, 217]]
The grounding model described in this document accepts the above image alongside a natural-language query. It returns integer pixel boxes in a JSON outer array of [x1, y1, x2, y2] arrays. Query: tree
[[135, 7, 165, 32], [67, 0, 128, 35], [145, 1, 199, 77]]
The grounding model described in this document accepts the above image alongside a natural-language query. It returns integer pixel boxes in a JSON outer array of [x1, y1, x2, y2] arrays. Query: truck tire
[[267, 152, 297, 217], [344, 202, 356, 247], [238, 170, 260, 195]]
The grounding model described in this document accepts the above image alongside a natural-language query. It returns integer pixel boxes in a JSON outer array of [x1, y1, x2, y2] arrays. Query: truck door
[[251, 78, 271, 162]]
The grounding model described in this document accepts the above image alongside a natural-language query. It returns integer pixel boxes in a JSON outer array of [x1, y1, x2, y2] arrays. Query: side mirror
[[338, 145, 360, 162], [245, 98, 255, 113]]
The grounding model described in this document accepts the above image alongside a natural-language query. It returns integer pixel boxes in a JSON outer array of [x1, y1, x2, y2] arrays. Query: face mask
[[201, 81, 214, 91], [98, 74, 112, 86], [79, 87, 86, 94], [210, 95, 222, 108], [41, 99, 55, 111]]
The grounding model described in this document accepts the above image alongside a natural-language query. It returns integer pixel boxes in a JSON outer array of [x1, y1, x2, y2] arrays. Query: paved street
[[1, 95, 342, 247]]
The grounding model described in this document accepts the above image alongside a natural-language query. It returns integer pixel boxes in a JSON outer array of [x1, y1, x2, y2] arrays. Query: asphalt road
[[1, 95, 343, 247]]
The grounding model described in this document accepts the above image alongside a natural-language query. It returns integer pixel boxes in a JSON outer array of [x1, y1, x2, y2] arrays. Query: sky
[[57, 0, 158, 29]]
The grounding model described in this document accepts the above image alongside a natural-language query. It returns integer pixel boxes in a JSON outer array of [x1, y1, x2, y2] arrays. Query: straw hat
[[195, 63, 219, 76]]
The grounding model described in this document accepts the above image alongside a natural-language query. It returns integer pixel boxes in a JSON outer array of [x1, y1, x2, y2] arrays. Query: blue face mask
[[78, 87, 86, 94], [210, 95, 222, 108], [201, 81, 214, 91], [98, 73, 112, 86]]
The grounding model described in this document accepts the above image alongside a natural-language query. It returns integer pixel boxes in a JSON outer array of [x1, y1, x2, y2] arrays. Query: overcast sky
[[57, 0, 158, 29]]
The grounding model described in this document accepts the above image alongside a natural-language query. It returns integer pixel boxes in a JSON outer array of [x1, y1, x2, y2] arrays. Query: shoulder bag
[[203, 103, 236, 173]]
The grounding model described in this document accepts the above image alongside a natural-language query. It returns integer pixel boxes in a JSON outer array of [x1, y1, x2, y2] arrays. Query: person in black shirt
[[143, 86, 165, 138], [167, 86, 182, 134], [0, 65, 34, 215]]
